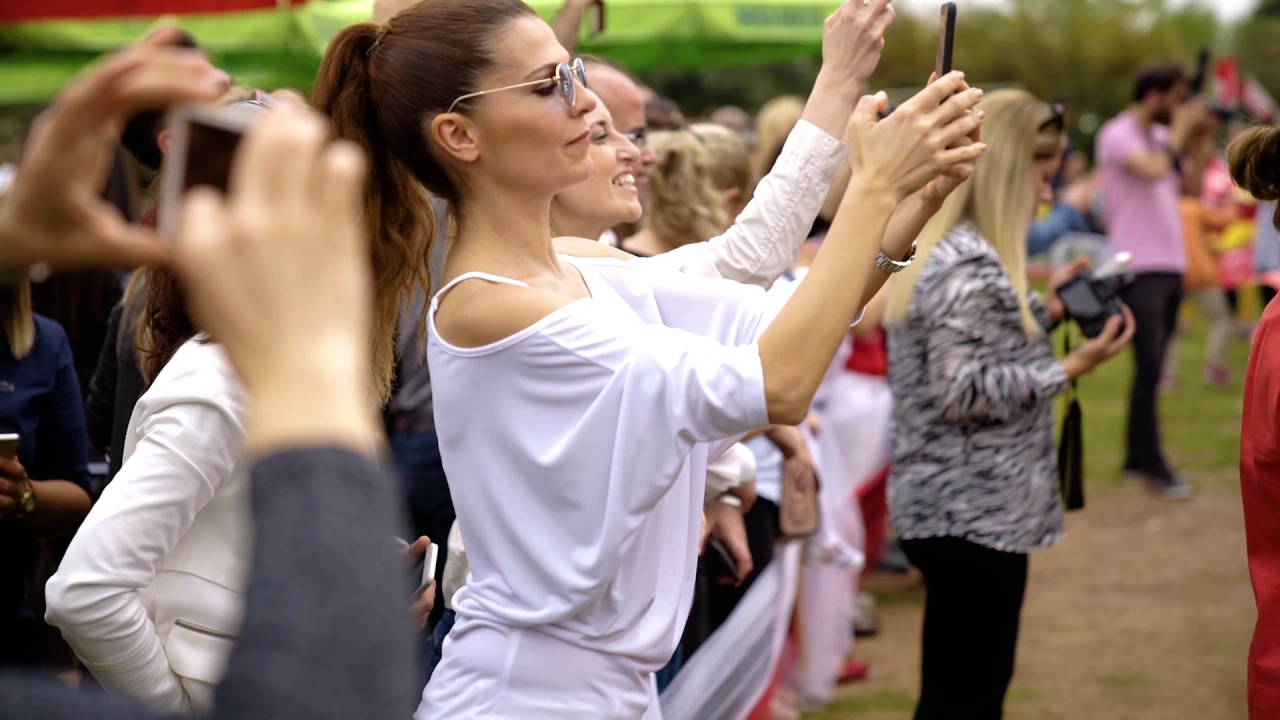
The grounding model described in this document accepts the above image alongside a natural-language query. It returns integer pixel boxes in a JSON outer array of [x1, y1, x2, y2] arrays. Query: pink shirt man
[[1096, 111, 1186, 275]]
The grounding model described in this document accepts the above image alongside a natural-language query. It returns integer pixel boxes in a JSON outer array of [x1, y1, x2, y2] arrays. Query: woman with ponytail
[[295, 1, 986, 716], [1232, 123, 1280, 720], [46, 88, 428, 713]]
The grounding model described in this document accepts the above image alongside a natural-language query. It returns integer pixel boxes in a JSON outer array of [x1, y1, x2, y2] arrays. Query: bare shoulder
[[433, 278, 579, 349], [553, 236, 637, 261]]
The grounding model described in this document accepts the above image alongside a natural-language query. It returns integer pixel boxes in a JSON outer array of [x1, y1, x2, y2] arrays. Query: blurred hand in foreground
[[173, 102, 379, 456], [0, 28, 228, 271]]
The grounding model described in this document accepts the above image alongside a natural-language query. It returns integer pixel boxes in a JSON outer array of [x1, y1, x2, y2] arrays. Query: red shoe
[[838, 660, 871, 684]]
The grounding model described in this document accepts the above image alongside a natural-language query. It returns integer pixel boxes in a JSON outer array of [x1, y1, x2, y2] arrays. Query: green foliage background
[[642, 0, 1276, 159], [0, 0, 1276, 163]]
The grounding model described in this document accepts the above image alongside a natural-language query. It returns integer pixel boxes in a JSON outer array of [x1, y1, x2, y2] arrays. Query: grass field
[[806, 299, 1258, 720]]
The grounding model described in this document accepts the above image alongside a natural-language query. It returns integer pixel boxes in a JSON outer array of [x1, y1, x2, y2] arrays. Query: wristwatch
[[875, 242, 917, 274], [14, 480, 35, 518]]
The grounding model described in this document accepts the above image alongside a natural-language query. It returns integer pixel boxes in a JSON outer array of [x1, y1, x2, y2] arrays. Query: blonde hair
[[885, 90, 1064, 337], [646, 130, 729, 245], [691, 123, 753, 211], [0, 280, 35, 359], [753, 96, 804, 184]]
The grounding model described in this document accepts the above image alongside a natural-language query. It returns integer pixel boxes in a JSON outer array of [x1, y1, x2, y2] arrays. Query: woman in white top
[[43, 92, 430, 713], [312, 0, 984, 716]]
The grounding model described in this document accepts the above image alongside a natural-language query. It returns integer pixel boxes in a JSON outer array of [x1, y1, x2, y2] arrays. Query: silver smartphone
[[0, 433, 18, 460], [157, 102, 269, 240], [411, 543, 439, 600]]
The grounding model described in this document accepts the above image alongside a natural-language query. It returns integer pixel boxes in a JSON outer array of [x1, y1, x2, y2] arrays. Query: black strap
[[1057, 330, 1085, 511]]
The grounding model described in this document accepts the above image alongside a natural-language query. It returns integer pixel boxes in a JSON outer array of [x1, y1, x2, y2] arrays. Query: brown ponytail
[[1228, 125, 1280, 231], [311, 0, 537, 403]]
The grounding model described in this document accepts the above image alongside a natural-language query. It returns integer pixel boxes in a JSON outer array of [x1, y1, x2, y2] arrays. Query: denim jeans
[[424, 608, 457, 685], [654, 642, 684, 694]]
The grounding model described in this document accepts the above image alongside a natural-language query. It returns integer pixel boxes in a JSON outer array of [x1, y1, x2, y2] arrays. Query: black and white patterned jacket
[[887, 223, 1069, 554]]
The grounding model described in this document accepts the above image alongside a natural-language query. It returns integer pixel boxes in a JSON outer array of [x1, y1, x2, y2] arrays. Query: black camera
[[1056, 269, 1134, 338]]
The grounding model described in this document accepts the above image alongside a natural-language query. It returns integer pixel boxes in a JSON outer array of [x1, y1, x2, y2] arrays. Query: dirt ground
[[817, 467, 1253, 720]]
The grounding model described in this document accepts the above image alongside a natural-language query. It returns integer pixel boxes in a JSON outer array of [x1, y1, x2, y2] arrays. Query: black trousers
[[1120, 273, 1183, 479], [902, 537, 1029, 720], [683, 498, 780, 661]]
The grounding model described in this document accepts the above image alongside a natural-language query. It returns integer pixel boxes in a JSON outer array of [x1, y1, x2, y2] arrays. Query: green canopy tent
[[0, 0, 838, 105]]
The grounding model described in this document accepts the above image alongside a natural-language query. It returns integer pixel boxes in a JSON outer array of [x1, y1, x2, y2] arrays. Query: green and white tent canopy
[[0, 0, 839, 104]]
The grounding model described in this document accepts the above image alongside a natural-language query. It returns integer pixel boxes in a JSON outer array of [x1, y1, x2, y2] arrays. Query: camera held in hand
[[1056, 253, 1134, 339]]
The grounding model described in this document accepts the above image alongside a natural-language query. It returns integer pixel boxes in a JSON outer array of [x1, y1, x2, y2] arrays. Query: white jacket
[[46, 340, 248, 714]]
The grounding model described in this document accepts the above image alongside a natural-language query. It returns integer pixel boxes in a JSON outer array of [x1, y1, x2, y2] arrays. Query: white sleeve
[[705, 442, 757, 496], [639, 120, 846, 285], [45, 399, 241, 713], [552, 313, 770, 451], [640, 266, 861, 349], [527, 304, 769, 518], [635, 266, 772, 345], [436, 310, 769, 616]]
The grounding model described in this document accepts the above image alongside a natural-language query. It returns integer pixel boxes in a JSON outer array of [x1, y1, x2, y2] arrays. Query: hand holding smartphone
[[158, 100, 273, 240]]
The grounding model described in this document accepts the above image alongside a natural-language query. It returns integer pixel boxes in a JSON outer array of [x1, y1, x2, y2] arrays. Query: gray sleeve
[[0, 677, 165, 720], [210, 448, 416, 720], [0, 448, 415, 720]]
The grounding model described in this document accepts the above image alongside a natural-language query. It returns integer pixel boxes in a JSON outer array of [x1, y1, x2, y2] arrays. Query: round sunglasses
[[447, 58, 588, 114]]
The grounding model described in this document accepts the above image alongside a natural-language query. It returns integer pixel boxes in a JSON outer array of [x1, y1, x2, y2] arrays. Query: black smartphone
[[1189, 48, 1210, 96], [587, 0, 605, 36], [157, 102, 270, 240], [935, 2, 957, 78], [704, 537, 741, 584]]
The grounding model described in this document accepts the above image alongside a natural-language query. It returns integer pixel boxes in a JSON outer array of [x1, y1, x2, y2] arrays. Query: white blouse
[[46, 340, 248, 714], [420, 257, 784, 718]]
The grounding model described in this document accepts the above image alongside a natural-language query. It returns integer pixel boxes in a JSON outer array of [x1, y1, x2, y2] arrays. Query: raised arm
[[550, 0, 594, 55], [757, 79, 985, 424], [644, 0, 894, 287]]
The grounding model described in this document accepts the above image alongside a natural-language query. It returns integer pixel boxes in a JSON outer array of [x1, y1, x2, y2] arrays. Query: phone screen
[[184, 120, 245, 195], [1059, 278, 1105, 318], [935, 3, 957, 78]]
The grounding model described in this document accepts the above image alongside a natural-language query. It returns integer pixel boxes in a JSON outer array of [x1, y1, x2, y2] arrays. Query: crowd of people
[[0, 1, 1279, 719]]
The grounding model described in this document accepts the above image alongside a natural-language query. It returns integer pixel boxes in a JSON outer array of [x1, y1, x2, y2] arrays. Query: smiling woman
[[550, 92, 644, 241]]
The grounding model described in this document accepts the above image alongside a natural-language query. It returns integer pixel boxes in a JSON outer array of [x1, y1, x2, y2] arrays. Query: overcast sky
[[893, 0, 1258, 23]]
